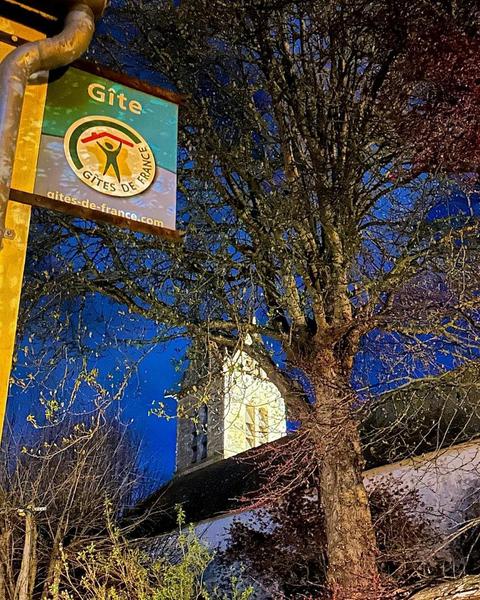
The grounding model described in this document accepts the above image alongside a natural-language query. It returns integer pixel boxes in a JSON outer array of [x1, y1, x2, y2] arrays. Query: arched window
[[190, 405, 208, 463], [191, 423, 198, 464], [199, 404, 208, 428], [258, 406, 269, 443], [245, 405, 256, 449]]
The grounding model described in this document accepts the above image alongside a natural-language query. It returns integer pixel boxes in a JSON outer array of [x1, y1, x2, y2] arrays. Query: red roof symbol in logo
[[81, 131, 135, 148]]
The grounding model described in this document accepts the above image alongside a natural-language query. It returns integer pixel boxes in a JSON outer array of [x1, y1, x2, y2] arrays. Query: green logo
[[64, 116, 155, 197]]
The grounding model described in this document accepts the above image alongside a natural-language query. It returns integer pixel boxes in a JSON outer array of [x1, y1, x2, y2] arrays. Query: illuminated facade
[[176, 348, 286, 474]]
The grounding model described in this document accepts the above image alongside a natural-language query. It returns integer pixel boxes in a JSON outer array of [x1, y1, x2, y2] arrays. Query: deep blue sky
[[5, 3, 185, 487], [7, 290, 185, 484], [7, 188, 479, 486]]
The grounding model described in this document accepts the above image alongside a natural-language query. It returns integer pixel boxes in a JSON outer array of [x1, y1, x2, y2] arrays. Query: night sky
[[6, 188, 479, 486], [5, 4, 185, 486], [7, 284, 184, 485]]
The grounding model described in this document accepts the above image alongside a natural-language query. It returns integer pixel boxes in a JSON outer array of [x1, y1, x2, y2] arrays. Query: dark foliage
[[223, 478, 454, 598], [389, 0, 480, 175]]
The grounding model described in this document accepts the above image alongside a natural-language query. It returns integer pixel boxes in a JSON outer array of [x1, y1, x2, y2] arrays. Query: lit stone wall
[[364, 439, 480, 529], [223, 349, 286, 458], [176, 377, 225, 475], [148, 439, 480, 599], [176, 348, 287, 474]]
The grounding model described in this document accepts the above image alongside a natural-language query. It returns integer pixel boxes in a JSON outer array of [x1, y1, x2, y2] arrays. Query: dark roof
[[362, 363, 480, 466], [127, 426, 412, 539], [127, 447, 267, 538]]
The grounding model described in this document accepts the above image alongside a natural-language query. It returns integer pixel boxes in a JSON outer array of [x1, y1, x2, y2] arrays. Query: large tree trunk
[[312, 357, 380, 599]]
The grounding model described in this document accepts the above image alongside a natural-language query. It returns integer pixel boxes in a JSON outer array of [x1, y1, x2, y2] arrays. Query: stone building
[[176, 346, 286, 475]]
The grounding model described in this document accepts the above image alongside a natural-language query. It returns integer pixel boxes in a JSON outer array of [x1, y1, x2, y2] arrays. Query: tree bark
[[43, 555, 63, 600], [42, 522, 66, 600], [14, 511, 37, 600], [0, 522, 15, 600], [312, 358, 380, 599], [411, 575, 480, 599]]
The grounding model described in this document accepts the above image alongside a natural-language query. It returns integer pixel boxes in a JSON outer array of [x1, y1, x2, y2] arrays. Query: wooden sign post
[[0, 2, 181, 440], [0, 16, 48, 438]]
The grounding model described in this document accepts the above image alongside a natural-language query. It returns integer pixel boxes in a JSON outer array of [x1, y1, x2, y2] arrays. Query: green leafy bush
[[58, 505, 253, 600]]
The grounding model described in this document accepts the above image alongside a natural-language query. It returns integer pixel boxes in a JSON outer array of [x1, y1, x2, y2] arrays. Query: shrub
[[223, 478, 450, 598], [58, 506, 253, 600]]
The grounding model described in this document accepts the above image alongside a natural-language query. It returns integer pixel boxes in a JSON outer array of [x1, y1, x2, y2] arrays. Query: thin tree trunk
[[14, 511, 37, 600], [43, 555, 63, 600], [313, 361, 380, 599], [42, 523, 66, 600], [0, 523, 15, 600]]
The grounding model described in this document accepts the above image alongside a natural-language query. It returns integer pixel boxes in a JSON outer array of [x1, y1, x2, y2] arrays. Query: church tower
[[176, 346, 286, 475]]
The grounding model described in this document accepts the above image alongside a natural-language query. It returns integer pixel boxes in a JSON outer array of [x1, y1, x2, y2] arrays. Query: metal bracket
[[0, 228, 15, 240]]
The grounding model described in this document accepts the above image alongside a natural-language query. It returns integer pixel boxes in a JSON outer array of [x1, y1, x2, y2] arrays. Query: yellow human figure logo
[[97, 140, 123, 182], [64, 116, 156, 198]]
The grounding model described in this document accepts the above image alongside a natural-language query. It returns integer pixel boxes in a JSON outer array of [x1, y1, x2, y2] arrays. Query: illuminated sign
[[12, 64, 180, 237]]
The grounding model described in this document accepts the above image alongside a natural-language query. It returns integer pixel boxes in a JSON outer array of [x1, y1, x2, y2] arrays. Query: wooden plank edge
[[10, 189, 185, 242]]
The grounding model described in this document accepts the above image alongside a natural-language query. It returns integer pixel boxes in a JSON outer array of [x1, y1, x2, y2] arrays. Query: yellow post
[[0, 18, 47, 438]]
